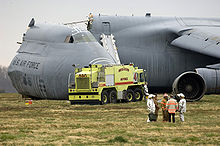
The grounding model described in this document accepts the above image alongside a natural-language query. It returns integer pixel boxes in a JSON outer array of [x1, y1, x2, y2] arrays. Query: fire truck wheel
[[70, 101, 74, 105], [101, 90, 109, 104], [109, 90, 117, 103], [125, 89, 135, 102], [134, 88, 143, 101]]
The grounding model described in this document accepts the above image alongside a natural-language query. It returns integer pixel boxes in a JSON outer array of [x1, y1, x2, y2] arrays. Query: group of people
[[146, 93, 186, 123]]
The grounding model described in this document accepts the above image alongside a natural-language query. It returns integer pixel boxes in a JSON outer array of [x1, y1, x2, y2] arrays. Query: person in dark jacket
[[153, 94, 160, 121]]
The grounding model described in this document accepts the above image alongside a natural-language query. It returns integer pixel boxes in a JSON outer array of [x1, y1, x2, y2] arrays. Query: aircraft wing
[[171, 27, 220, 59]]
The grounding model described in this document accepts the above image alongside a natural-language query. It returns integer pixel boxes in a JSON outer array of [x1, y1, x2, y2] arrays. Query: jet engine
[[172, 71, 206, 101], [195, 68, 220, 94]]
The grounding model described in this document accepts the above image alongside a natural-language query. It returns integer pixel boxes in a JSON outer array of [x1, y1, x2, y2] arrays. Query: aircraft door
[[102, 22, 111, 35]]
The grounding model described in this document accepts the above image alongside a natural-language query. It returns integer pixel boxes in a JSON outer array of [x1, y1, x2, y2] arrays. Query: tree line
[[0, 65, 16, 93]]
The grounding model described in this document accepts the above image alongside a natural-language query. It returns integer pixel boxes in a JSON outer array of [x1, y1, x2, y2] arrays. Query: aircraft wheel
[[109, 90, 117, 103], [125, 89, 135, 102], [101, 90, 109, 105], [134, 88, 143, 101]]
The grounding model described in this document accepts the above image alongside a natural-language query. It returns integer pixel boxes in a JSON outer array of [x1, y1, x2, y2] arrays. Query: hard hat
[[148, 94, 155, 98], [163, 93, 168, 97], [177, 93, 185, 98]]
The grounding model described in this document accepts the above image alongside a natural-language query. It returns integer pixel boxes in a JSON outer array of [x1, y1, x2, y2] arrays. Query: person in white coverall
[[147, 94, 156, 122], [178, 93, 186, 122], [144, 83, 149, 101]]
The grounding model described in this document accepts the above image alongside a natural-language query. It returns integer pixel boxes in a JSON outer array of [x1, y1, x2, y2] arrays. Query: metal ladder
[[100, 34, 121, 64]]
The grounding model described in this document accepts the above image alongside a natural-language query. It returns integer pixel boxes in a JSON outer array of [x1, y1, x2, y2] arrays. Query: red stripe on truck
[[115, 81, 134, 85], [99, 84, 106, 87]]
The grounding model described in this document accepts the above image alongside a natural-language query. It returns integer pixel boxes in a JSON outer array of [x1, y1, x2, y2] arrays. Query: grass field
[[0, 93, 220, 145]]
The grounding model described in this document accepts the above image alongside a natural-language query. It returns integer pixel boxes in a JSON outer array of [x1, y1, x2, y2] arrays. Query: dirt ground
[[0, 93, 220, 145]]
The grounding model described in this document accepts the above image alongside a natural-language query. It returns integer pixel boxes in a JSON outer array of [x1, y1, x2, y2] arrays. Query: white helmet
[[148, 94, 155, 98], [177, 93, 185, 98]]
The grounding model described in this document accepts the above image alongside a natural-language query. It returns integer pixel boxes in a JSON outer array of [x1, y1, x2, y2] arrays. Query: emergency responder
[[144, 83, 149, 101], [161, 93, 169, 122], [89, 13, 93, 18], [87, 13, 94, 30], [166, 95, 178, 123], [147, 94, 156, 122], [178, 93, 186, 122], [153, 94, 160, 121]]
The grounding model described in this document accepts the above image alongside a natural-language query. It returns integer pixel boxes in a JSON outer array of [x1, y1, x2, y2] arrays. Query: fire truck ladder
[[100, 34, 121, 64]]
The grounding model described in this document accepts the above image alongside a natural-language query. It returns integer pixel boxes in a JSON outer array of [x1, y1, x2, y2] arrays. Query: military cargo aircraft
[[8, 14, 220, 101]]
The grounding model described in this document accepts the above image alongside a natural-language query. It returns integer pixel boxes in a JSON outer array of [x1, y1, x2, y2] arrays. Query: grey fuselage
[[89, 15, 220, 92], [8, 15, 220, 99], [8, 24, 115, 99]]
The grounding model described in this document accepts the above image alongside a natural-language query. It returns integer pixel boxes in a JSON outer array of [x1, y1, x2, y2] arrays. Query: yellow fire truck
[[68, 64, 147, 104]]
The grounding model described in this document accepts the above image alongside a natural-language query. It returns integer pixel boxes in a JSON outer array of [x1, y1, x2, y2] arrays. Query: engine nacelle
[[196, 68, 220, 94], [173, 71, 206, 101]]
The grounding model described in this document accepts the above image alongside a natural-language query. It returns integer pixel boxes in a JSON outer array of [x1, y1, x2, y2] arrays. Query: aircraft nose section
[[7, 22, 118, 99]]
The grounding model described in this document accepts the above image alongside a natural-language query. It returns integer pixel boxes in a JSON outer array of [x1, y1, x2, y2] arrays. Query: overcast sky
[[1, 0, 220, 66]]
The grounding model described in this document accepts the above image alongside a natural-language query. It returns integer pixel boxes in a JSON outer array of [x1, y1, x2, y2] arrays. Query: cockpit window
[[64, 31, 96, 43], [73, 32, 96, 43], [69, 36, 74, 43], [64, 36, 74, 43]]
